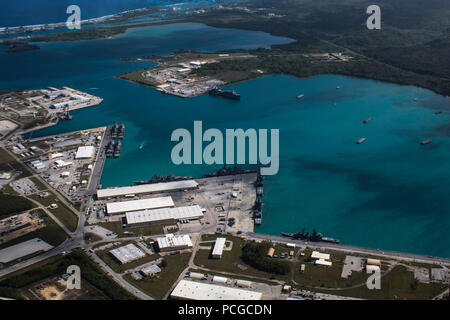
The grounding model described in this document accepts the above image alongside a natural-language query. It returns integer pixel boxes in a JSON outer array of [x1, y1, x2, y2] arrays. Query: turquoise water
[[1, 23, 449, 257]]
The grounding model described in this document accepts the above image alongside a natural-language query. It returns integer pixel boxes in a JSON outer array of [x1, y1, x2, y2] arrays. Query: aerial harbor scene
[[0, 0, 448, 306]]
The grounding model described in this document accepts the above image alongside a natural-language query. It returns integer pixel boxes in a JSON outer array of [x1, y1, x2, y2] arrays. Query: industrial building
[[211, 237, 226, 259], [189, 272, 206, 280], [156, 234, 193, 252], [140, 264, 162, 277], [0, 238, 53, 264], [236, 279, 252, 288], [75, 146, 95, 159], [311, 251, 332, 267], [96, 180, 199, 199], [367, 258, 381, 266], [109, 243, 146, 264], [49, 152, 64, 160], [315, 259, 332, 267], [366, 265, 381, 273], [311, 251, 330, 260], [55, 160, 73, 169], [106, 196, 174, 215], [170, 280, 263, 300], [125, 205, 204, 226], [31, 160, 46, 170], [212, 275, 228, 284]]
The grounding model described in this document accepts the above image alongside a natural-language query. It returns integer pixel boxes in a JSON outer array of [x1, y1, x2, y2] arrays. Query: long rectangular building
[[211, 237, 226, 259], [106, 197, 174, 215], [0, 238, 53, 264], [126, 205, 203, 226], [170, 280, 263, 300], [97, 180, 198, 199]]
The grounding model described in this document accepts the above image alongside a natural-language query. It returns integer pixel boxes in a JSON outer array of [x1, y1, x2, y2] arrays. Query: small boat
[[435, 111, 443, 115], [336, 86, 341, 89], [362, 117, 371, 124], [139, 142, 145, 150], [356, 137, 366, 144], [296, 94, 305, 99], [90, 87, 98, 90], [420, 139, 432, 145]]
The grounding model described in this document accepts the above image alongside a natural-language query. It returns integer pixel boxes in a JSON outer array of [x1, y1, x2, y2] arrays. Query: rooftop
[[157, 234, 192, 250], [171, 280, 263, 300], [126, 205, 203, 225], [0, 238, 53, 263], [110, 243, 145, 264], [106, 196, 174, 214], [75, 146, 95, 159], [212, 237, 226, 257], [311, 251, 330, 261], [97, 180, 198, 199]]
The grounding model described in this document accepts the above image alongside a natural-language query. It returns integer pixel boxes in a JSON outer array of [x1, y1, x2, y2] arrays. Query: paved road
[[0, 238, 79, 277], [86, 126, 109, 195], [0, 140, 152, 301], [26, 196, 74, 236], [89, 252, 154, 300], [247, 233, 450, 266]]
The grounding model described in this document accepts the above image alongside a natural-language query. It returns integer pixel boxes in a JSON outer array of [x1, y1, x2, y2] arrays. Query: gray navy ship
[[281, 227, 340, 244], [208, 88, 240, 100]]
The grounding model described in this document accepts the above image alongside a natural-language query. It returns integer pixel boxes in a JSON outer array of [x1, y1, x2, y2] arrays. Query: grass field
[[295, 265, 448, 300], [0, 249, 137, 300], [0, 147, 32, 178], [194, 234, 290, 282], [0, 209, 68, 250], [98, 221, 167, 237], [96, 244, 160, 274], [29, 191, 78, 232], [124, 252, 191, 299], [84, 232, 102, 244], [293, 249, 368, 288], [0, 193, 35, 218], [29, 176, 48, 191]]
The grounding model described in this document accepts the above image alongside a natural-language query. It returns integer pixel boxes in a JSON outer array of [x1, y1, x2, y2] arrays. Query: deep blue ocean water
[[1, 22, 449, 257]]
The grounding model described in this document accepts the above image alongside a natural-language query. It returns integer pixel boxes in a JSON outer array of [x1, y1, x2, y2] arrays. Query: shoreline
[[1, 14, 447, 97]]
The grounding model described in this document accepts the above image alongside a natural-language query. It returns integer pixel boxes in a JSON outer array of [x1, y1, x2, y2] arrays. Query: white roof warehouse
[[157, 234, 193, 252], [126, 205, 204, 225], [211, 237, 226, 259], [170, 280, 263, 300], [109, 243, 145, 264], [75, 146, 95, 159], [97, 180, 198, 199], [106, 196, 174, 215]]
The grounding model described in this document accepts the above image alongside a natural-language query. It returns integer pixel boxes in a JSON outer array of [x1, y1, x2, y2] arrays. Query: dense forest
[[189, 0, 450, 95], [0, 249, 137, 300]]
